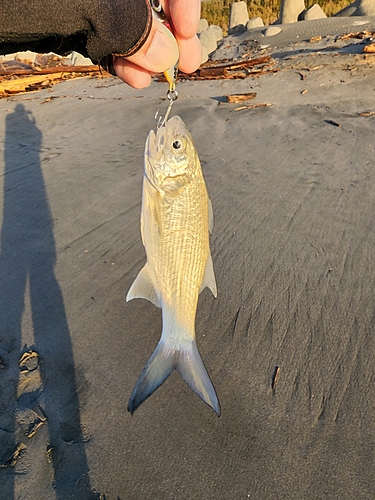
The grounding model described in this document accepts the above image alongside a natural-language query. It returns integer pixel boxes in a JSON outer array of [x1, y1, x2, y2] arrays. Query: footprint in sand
[[0, 347, 47, 470]]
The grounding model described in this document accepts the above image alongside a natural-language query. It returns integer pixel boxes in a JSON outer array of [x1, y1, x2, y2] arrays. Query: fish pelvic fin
[[128, 340, 220, 416], [126, 264, 161, 308]]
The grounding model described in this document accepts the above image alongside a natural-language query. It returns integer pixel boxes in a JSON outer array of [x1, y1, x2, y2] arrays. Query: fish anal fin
[[200, 252, 217, 298], [208, 198, 214, 234], [126, 265, 161, 308]]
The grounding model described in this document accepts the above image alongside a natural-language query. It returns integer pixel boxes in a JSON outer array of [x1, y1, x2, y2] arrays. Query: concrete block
[[198, 30, 218, 55], [246, 17, 264, 30], [279, 0, 306, 23], [229, 1, 249, 29], [299, 4, 327, 20], [198, 18, 209, 33], [208, 24, 223, 42]]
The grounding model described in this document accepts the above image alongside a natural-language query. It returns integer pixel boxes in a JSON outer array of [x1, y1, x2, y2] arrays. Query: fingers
[[113, 58, 152, 89], [114, 17, 178, 89], [176, 34, 202, 74], [114, 0, 202, 89], [167, 0, 201, 39], [126, 17, 179, 74]]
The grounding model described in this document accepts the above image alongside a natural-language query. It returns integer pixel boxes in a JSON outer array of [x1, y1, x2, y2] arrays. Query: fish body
[[127, 115, 220, 416]]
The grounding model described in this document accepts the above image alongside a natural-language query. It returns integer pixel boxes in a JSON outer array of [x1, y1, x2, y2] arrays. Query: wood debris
[[359, 111, 375, 117], [225, 92, 257, 103], [309, 36, 322, 43], [272, 366, 280, 393], [234, 103, 272, 111], [158, 55, 275, 82], [0, 62, 109, 98], [339, 30, 375, 41], [363, 43, 375, 53]]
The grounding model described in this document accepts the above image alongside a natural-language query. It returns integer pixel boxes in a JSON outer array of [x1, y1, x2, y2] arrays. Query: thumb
[[126, 16, 179, 74]]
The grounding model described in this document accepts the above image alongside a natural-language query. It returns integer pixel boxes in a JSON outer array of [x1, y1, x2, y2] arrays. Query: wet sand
[[0, 30, 375, 499]]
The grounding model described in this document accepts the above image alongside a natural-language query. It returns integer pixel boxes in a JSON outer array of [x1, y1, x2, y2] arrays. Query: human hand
[[114, 0, 202, 89]]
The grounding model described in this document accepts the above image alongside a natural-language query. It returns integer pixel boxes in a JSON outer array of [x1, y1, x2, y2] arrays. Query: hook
[[155, 87, 179, 130]]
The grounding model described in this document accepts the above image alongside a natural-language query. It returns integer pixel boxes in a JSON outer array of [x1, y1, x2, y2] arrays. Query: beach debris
[[17, 348, 43, 405], [161, 55, 275, 83], [272, 366, 280, 393], [234, 103, 272, 111], [301, 89, 308, 94], [127, 115, 220, 416], [309, 35, 322, 43], [225, 92, 257, 103], [0, 442, 27, 468], [19, 349, 40, 373], [17, 405, 47, 438], [363, 42, 375, 53], [0, 51, 109, 98], [325, 119, 341, 127], [359, 111, 375, 117], [0, 64, 107, 98]]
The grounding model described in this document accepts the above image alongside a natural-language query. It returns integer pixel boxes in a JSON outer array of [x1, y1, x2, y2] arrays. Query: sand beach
[[1, 15, 375, 499]]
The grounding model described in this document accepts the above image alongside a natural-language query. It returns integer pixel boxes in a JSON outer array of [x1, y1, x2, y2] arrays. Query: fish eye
[[172, 138, 185, 153]]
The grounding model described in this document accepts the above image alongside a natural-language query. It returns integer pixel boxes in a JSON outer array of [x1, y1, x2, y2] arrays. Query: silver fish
[[127, 115, 220, 416]]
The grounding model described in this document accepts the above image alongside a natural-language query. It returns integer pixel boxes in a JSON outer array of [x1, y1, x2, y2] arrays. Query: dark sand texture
[[0, 35, 375, 499]]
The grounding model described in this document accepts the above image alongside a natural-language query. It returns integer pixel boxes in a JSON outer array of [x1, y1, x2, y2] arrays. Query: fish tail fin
[[128, 340, 220, 416]]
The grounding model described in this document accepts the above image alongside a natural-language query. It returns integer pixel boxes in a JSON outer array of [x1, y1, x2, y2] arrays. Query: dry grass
[[201, 0, 353, 30]]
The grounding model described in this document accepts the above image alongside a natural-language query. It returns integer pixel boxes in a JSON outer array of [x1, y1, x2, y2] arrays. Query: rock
[[299, 4, 327, 20], [198, 18, 209, 33], [229, 1, 249, 29], [246, 17, 264, 30], [70, 51, 93, 66], [208, 24, 223, 43], [228, 24, 246, 35], [198, 30, 218, 55], [263, 26, 283, 37], [278, 0, 306, 24]]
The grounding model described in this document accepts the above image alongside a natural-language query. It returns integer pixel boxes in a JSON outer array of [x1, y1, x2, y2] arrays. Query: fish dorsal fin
[[208, 198, 214, 235], [126, 264, 161, 308], [200, 251, 217, 298]]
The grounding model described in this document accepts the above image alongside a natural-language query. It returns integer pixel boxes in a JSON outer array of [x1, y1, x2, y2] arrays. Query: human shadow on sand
[[0, 104, 96, 499]]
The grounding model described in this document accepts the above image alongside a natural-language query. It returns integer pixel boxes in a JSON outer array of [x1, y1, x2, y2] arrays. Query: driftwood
[[225, 92, 257, 103], [0, 65, 102, 77], [158, 55, 275, 82], [0, 65, 108, 97]]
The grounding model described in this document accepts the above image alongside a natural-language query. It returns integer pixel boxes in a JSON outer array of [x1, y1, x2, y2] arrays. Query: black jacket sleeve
[[0, 0, 152, 69]]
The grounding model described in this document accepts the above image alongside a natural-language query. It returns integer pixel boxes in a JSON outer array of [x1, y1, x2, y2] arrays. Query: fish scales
[[127, 115, 220, 415]]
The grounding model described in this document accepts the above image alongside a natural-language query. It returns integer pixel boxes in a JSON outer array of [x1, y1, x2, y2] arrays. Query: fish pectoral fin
[[200, 252, 217, 298], [126, 265, 161, 308], [128, 340, 220, 416]]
